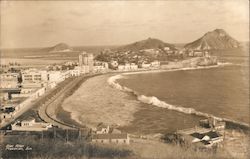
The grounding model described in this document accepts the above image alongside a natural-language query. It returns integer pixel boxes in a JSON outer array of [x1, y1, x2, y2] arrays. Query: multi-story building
[[21, 69, 48, 83], [78, 52, 86, 67], [79, 52, 94, 71]]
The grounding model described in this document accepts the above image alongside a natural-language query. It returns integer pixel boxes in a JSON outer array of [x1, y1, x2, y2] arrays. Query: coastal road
[[38, 73, 102, 130], [0, 74, 88, 129], [38, 76, 84, 129]]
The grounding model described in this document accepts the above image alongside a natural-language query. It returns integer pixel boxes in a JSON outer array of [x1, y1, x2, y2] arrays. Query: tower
[[79, 51, 87, 66]]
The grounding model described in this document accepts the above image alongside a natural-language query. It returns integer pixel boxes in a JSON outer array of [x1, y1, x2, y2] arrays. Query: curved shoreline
[[54, 62, 249, 133], [108, 65, 250, 130]]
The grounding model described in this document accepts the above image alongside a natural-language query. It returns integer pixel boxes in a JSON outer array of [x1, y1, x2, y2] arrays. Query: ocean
[[116, 49, 249, 134], [60, 47, 249, 135]]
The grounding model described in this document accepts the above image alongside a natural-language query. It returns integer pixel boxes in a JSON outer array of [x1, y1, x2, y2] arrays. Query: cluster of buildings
[[91, 123, 130, 145], [0, 51, 102, 125], [176, 118, 225, 148], [78, 52, 109, 73], [111, 61, 160, 71]]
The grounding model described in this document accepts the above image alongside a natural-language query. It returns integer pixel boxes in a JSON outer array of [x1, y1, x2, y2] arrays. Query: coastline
[[55, 61, 249, 134], [108, 63, 250, 130], [59, 73, 141, 129]]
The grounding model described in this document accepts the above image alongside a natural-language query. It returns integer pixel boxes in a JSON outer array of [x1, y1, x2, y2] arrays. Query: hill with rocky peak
[[184, 29, 240, 50], [115, 38, 177, 51]]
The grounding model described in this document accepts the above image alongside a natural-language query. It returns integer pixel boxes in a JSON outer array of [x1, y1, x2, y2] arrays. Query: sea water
[[116, 50, 249, 134]]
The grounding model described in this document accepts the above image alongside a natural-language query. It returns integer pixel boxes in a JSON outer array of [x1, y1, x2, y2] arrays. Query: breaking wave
[[107, 65, 249, 128]]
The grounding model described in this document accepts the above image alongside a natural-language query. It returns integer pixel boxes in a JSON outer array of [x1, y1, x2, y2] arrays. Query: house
[[118, 65, 125, 71], [182, 130, 223, 148], [92, 133, 130, 144], [130, 63, 138, 70], [150, 61, 160, 68], [95, 123, 110, 134], [11, 118, 52, 131], [141, 62, 151, 68]]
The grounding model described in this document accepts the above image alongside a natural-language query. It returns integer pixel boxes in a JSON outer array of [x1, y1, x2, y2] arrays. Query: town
[[0, 46, 224, 154], [0, 45, 217, 129]]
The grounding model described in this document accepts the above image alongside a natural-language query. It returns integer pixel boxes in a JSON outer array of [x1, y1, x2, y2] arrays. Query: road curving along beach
[[57, 63, 249, 135]]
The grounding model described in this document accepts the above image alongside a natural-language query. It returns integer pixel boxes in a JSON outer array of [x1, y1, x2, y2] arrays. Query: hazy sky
[[0, 0, 249, 48]]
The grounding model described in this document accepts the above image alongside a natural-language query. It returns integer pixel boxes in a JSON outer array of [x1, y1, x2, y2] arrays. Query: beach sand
[[61, 74, 141, 128]]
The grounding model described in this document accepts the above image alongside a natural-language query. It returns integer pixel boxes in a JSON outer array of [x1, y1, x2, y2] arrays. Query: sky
[[0, 0, 249, 48]]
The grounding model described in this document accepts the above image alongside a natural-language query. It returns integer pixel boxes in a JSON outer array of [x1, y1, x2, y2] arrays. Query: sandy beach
[[61, 74, 141, 128]]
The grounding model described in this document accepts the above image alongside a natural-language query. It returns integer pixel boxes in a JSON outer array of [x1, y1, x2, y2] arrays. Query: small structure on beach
[[11, 118, 52, 131]]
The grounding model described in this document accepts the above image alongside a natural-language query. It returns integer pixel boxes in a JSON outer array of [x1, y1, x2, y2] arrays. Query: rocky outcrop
[[115, 37, 176, 51], [48, 43, 74, 53], [185, 29, 240, 50]]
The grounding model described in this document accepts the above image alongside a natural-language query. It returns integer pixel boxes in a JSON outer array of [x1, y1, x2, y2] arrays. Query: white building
[[164, 47, 170, 51], [74, 66, 90, 74], [118, 63, 138, 71], [0, 73, 19, 88], [130, 63, 138, 70], [150, 61, 160, 68], [61, 70, 71, 79], [79, 52, 94, 71], [11, 118, 52, 131], [118, 65, 125, 71], [70, 69, 81, 76], [96, 125, 110, 134], [12, 87, 46, 99], [48, 71, 64, 83], [141, 62, 151, 68], [93, 61, 109, 72], [22, 69, 48, 83]]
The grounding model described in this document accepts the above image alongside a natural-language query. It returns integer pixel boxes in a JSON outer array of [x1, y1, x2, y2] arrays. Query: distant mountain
[[48, 43, 74, 53], [115, 38, 176, 51], [184, 29, 240, 50]]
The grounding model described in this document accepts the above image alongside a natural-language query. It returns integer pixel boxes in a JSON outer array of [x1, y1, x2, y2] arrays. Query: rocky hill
[[184, 29, 240, 50], [115, 38, 176, 51], [48, 43, 74, 53]]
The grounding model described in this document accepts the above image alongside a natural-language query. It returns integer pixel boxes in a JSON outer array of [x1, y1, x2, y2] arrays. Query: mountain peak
[[214, 28, 226, 33], [49, 43, 73, 53], [185, 29, 240, 50], [116, 38, 176, 51]]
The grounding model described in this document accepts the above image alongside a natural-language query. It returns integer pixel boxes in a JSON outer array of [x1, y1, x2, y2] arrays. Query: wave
[[108, 66, 250, 128]]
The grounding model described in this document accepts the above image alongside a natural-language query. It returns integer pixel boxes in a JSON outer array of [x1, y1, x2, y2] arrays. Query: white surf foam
[[108, 65, 249, 128]]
